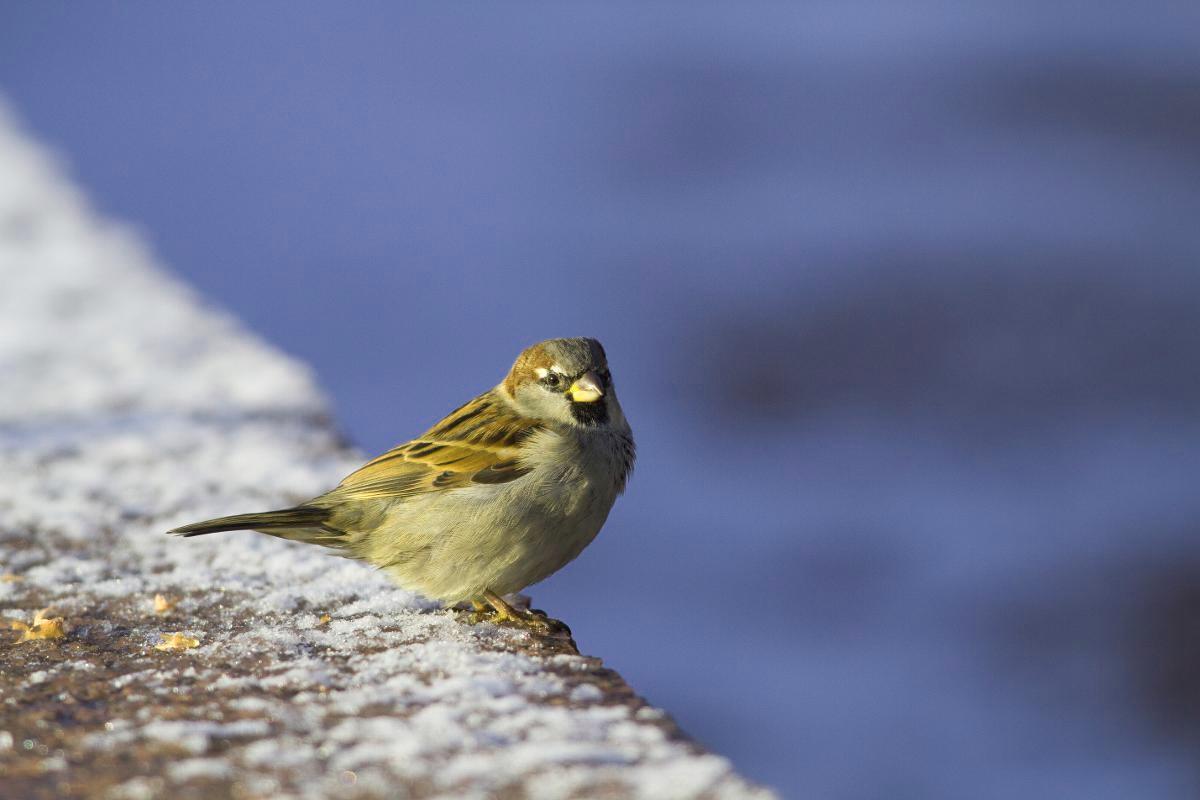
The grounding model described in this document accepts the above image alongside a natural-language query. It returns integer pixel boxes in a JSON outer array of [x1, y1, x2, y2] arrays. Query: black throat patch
[[570, 400, 609, 426]]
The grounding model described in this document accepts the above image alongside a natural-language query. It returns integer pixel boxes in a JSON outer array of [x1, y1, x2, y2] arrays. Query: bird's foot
[[498, 606, 572, 636], [463, 591, 572, 637]]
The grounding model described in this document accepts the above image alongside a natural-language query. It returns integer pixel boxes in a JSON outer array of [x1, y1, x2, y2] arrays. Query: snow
[[0, 103, 773, 800]]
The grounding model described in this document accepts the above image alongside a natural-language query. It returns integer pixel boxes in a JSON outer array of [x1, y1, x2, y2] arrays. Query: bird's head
[[502, 337, 621, 429]]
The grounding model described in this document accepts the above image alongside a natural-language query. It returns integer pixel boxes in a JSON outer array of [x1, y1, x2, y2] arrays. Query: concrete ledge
[[0, 107, 773, 800]]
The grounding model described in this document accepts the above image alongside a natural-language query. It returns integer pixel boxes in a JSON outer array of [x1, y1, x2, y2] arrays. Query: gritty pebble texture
[[0, 105, 774, 800]]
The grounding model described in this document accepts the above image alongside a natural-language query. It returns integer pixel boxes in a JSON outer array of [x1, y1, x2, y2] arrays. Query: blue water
[[4, 4, 1200, 797]]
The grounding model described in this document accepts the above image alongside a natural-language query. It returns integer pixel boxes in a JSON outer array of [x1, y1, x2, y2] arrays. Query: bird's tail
[[167, 505, 341, 546]]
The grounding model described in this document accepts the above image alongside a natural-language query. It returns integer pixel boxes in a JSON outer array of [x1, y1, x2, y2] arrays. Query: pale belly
[[358, 463, 620, 602]]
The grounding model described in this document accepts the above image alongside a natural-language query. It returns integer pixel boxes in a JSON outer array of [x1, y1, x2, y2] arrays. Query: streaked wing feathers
[[331, 391, 539, 501]]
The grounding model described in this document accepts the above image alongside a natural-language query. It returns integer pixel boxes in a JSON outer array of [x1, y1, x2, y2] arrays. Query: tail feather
[[167, 505, 334, 543]]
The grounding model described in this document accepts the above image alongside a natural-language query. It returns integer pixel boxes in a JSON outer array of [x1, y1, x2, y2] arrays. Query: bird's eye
[[542, 373, 561, 389]]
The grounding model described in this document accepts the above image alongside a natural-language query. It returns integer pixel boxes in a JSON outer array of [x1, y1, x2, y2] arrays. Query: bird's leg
[[481, 590, 526, 623], [482, 589, 559, 633], [454, 596, 491, 624]]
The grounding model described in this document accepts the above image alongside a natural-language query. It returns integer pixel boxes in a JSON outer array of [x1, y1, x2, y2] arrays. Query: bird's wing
[[329, 390, 542, 502]]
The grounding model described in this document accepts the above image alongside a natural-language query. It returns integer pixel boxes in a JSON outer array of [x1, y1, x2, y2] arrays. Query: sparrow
[[169, 337, 635, 630]]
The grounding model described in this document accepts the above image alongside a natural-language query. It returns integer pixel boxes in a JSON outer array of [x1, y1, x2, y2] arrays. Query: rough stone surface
[[0, 106, 773, 800]]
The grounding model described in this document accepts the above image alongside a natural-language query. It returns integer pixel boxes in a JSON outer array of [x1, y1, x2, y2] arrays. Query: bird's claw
[[458, 593, 572, 637]]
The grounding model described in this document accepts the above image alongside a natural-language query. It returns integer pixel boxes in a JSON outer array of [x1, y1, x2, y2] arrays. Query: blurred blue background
[[4, 3, 1200, 797]]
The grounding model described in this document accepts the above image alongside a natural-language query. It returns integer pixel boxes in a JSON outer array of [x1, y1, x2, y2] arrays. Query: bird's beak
[[567, 371, 604, 403]]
